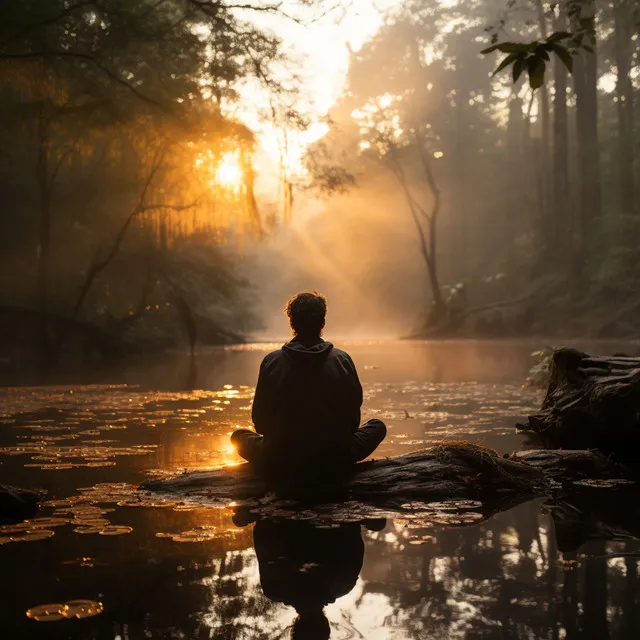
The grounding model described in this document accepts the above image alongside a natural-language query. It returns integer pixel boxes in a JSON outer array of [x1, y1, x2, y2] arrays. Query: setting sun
[[215, 152, 243, 190]]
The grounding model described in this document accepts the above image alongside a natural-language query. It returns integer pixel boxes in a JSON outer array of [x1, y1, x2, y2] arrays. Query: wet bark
[[520, 348, 640, 453]]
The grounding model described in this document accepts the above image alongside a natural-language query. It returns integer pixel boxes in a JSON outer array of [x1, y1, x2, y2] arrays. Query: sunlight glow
[[215, 152, 244, 189]]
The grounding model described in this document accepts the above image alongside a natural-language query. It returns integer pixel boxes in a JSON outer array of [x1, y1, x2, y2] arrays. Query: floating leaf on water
[[573, 478, 635, 488], [71, 518, 110, 527], [15, 530, 55, 542], [171, 533, 213, 543], [43, 499, 74, 508], [425, 500, 483, 511], [27, 517, 68, 529], [24, 463, 76, 470], [166, 528, 219, 543], [0, 523, 30, 534], [116, 500, 144, 507], [26, 603, 68, 622], [431, 512, 484, 526], [290, 511, 318, 521], [401, 501, 439, 512], [98, 526, 133, 536], [139, 501, 176, 509], [81, 461, 117, 468], [26, 600, 103, 622], [396, 518, 435, 529], [73, 527, 104, 535], [64, 600, 104, 619]]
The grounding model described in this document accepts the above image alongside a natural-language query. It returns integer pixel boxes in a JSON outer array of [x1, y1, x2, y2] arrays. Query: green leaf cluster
[[481, 31, 578, 89]]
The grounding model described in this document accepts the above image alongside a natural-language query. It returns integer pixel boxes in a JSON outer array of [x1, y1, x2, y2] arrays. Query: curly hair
[[285, 291, 327, 339]]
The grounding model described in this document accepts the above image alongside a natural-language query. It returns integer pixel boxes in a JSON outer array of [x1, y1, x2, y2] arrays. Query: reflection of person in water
[[253, 519, 377, 639]]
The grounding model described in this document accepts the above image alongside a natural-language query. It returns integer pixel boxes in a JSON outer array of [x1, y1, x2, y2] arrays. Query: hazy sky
[[231, 1, 398, 178]]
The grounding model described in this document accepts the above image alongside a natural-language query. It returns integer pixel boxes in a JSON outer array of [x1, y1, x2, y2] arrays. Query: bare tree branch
[[67, 147, 167, 325], [388, 147, 433, 270]]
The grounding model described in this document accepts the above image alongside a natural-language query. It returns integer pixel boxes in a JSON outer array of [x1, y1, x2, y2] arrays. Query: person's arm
[[251, 357, 271, 435], [344, 354, 363, 433]]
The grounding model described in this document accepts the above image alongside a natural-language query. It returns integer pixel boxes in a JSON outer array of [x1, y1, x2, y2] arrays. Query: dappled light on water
[[1, 342, 640, 638]]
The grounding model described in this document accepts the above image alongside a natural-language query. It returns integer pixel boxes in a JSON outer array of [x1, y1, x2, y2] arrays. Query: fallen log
[[141, 443, 545, 502], [140, 443, 623, 519], [519, 348, 640, 455], [0, 484, 44, 524]]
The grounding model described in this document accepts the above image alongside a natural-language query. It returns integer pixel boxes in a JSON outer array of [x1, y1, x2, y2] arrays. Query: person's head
[[285, 291, 327, 341], [292, 608, 330, 640]]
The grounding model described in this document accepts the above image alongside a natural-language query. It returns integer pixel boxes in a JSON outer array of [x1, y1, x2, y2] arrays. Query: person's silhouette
[[231, 291, 386, 491], [253, 518, 378, 638]]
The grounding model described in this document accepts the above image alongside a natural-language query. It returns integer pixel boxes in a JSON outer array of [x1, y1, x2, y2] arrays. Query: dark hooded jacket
[[252, 337, 362, 476]]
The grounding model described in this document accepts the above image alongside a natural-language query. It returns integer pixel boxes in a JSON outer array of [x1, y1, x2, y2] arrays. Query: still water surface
[[1, 340, 639, 639]]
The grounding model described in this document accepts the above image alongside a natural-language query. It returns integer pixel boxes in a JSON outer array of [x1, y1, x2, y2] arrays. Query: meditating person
[[230, 290, 386, 489]]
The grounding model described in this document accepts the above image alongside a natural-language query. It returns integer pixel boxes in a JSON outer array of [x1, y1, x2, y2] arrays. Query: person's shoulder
[[328, 346, 355, 366], [260, 347, 285, 367]]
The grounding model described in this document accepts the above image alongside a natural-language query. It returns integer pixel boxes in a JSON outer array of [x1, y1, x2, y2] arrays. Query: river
[[1, 339, 639, 639]]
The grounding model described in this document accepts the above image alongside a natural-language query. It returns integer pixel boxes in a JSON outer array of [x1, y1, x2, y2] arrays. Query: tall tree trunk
[[415, 136, 447, 319], [507, 94, 526, 245], [614, 0, 635, 214], [573, 1, 601, 278], [535, 0, 552, 249], [552, 6, 572, 278]]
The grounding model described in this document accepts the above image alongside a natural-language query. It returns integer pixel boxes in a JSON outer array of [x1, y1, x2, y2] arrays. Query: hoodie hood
[[282, 338, 334, 363]]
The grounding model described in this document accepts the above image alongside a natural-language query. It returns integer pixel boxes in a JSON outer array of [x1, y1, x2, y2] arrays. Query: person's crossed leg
[[231, 418, 386, 467]]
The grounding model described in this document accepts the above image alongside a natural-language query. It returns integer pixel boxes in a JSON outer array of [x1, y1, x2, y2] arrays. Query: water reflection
[[2, 340, 640, 638], [253, 519, 367, 639]]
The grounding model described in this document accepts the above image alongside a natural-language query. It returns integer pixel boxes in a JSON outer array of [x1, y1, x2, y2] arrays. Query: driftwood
[[0, 484, 44, 523], [140, 443, 624, 519], [520, 348, 640, 454]]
